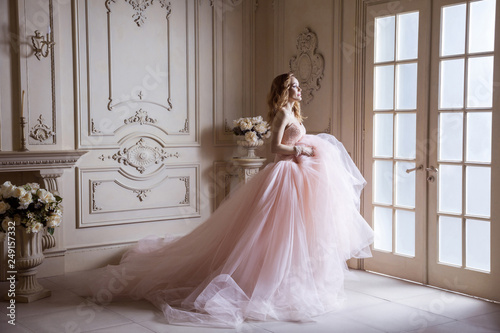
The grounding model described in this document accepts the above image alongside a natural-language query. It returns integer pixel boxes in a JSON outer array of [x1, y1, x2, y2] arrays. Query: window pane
[[374, 206, 393, 252], [373, 160, 393, 205], [466, 166, 491, 217], [395, 210, 415, 256], [439, 216, 462, 266], [467, 56, 494, 108], [375, 16, 395, 63], [468, 0, 496, 54], [439, 112, 463, 161], [397, 12, 419, 61], [374, 65, 395, 110], [374, 113, 394, 158], [395, 162, 415, 208], [466, 112, 492, 163], [396, 63, 418, 110], [439, 164, 462, 214], [396, 113, 416, 159], [466, 219, 490, 272], [439, 59, 465, 109], [440, 3, 466, 57]]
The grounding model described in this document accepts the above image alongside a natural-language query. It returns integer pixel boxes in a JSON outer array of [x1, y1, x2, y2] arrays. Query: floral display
[[232, 116, 271, 144], [0, 181, 62, 236]]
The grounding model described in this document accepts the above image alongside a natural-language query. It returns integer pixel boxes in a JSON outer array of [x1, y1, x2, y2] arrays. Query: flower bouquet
[[232, 116, 271, 158], [0, 181, 62, 237], [232, 116, 271, 145]]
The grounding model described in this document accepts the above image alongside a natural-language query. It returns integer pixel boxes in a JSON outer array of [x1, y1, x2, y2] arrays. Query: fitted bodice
[[281, 122, 306, 146]]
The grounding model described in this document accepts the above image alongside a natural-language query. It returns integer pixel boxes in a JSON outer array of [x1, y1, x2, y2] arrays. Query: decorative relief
[[323, 118, 331, 134], [30, 115, 55, 142], [109, 138, 179, 173], [91, 118, 102, 134], [106, 0, 172, 27], [289, 28, 324, 105], [124, 109, 158, 125], [133, 189, 151, 201], [179, 176, 190, 204], [179, 118, 189, 133], [91, 181, 103, 212]]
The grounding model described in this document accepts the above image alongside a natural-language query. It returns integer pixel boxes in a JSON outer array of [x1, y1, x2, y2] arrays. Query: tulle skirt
[[89, 134, 374, 328]]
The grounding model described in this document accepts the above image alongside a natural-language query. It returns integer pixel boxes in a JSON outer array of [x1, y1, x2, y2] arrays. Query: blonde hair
[[267, 72, 304, 125]]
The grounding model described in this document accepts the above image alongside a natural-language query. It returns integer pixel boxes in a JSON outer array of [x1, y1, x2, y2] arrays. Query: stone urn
[[11, 227, 54, 302], [236, 139, 264, 159]]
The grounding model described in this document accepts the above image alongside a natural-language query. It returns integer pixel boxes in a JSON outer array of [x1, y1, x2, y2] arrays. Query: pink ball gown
[[90, 123, 374, 328]]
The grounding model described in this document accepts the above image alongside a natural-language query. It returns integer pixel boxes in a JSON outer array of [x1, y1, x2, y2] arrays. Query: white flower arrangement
[[232, 116, 271, 144], [0, 181, 62, 236]]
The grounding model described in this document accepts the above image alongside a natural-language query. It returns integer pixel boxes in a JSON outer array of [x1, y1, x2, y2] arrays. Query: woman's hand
[[294, 146, 314, 156], [302, 146, 314, 156]]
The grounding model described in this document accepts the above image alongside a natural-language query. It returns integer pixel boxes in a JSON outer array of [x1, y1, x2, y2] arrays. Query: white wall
[[1, 0, 359, 275]]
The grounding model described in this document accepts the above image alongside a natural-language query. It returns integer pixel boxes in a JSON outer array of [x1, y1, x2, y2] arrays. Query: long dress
[[89, 123, 374, 328]]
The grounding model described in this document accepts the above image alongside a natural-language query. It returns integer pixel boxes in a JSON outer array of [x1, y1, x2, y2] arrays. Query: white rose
[[37, 189, 55, 204], [254, 123, 269, 134], [13, 186, 27, 199], [0, 182, 15, 199], [26, 183, 40, 193], [31, 222, 44, 233], [245, 131, 258, 143], [1, 217, 12, 232], [240, 119, 253, 131], [0, 201, 10, 214], [263, 131, 271, 139], [252, 116, 263, 124], [47, 214, 62, 228], [18, 192, 33, 209]]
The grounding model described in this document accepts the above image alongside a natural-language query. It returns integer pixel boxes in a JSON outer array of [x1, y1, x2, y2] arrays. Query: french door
[[363, 0, 500, 301]]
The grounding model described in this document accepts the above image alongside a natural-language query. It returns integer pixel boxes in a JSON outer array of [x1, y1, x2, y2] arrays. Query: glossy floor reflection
[[1, 270, 499, 333]]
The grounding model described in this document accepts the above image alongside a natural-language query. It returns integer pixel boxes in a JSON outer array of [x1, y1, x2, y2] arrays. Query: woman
[[90, 73, 374, 328]]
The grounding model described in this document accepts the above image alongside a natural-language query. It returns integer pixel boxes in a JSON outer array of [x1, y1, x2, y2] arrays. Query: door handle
[[426, 166, 438, 173], [406, 165, 423, 173]]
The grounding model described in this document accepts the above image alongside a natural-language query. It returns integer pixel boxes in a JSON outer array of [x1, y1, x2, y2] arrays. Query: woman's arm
[[271, 110, 295, 155]]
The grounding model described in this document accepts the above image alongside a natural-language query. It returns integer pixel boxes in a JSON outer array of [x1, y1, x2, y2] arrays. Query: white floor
[[1, 270, 499, 333]]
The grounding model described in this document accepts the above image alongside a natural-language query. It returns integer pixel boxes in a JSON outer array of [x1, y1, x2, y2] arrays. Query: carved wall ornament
[[91, 181, 103, 211], [133, 189, 151, 201], [30, 115, 55, 142], [106, 0, 172, 26], [179, 118, 189, 133], [91, 118, 102, 134], [124, 109, 158, 125], [110, 138, 179, 173], [289, 28, 324, 105], [179, 176, 190, 204]]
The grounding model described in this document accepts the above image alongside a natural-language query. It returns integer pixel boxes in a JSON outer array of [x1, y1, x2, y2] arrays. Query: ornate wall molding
[[105, 0, 172, 27], [124, 109, 158, 125], [179, 176, 190, 204], [29, 115, 55, 142], [109, 138, 180, 173], [133, 189, 150, 201], [105, 0, 173, 113], [289, 28, 324, 105], [91, 181, 103, 212]]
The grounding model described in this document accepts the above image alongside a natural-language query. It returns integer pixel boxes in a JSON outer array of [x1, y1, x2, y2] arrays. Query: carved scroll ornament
[[289, 28, 324, 105], [30, 115, 55, 142]]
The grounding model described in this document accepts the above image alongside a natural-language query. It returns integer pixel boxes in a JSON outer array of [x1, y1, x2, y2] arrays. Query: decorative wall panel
[[74, 0, 201, 229], [77, 164, 199, 227], [18, 0, 59, 146], [212, 0, 256, 145], [75, 0, 198, 148]]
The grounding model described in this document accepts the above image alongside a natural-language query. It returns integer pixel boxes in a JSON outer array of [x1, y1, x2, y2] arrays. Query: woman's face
[[288, 77, 302, 102]]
